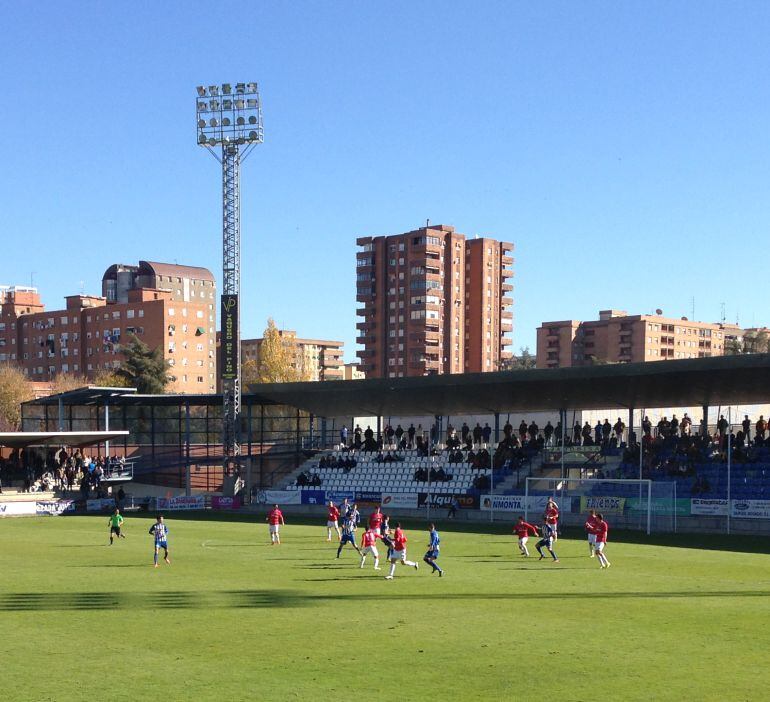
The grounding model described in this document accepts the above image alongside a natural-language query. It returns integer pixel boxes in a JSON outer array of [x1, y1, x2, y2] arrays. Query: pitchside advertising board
[[418, 493, 479, 509], [479, 495, 553, 512], [254, 490, 302, 505], [211, 496, 242, 510], [156, 495, 205, 511], [731, 499, 770, 519], [381, 493, 419, 510], [0, 501, 75, 516], [691, 499, 729, 516]]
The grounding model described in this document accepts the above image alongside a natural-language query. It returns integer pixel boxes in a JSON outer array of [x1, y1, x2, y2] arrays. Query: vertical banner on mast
[[221, 294, 239, 380]]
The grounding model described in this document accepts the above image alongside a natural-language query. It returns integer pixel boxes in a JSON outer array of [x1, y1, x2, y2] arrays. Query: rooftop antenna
[[30, 271, 36, 289], [720, 302, 726, 324], [691, 296, 695, 320], [426, 218, 430, 228]]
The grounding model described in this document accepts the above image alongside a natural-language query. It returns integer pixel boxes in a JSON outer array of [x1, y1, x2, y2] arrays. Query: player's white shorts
[[269, 524, 280, 534], [391, 549, 406, 561], [594, 541, 605, 552], [362, 545, 379, 558], [327, 520, 338, 528], [588, 534, 597, 544], [518, 537, 529, 546]]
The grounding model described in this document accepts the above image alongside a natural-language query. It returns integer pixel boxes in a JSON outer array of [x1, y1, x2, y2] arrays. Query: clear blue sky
[[2, 2, 770, 361]]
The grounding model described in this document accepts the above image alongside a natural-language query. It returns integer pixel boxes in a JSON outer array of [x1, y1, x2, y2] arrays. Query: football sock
[[373, 558, 379, 569], [388, 563, 396, 577], [154, 551, 158, 565], [337, 545, 343, 558]]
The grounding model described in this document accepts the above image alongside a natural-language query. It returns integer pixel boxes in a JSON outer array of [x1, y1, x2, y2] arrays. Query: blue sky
[[2, 2, 770, 361]]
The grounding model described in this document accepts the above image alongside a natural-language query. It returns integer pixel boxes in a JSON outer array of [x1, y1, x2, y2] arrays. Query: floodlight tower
[[195, 82, 263, 470]]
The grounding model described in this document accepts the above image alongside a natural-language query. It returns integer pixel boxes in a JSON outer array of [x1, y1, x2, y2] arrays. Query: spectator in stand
[[340, 425, 348, 447], [544, 421, 554, 446], [407, 424, 416, 448], [681, 414, 692, 435], [386, 424, 395, 448], [503, 420, 513, 438], [613, 418, 625, 444], [742, 415, 751, 445], [573, 422, 582, 444], [756, 416, 767, 443], [519, 420, 528, 443], [528, 420, 539, 443], [395, 425, 404, 447], [602, 419, 612, 446], [461, 422, 471, 445], [482, 423, 492, 446], [473, 423, 483, 447], [582, 422, 592, 446], [670, 415, 680, 437], [642, 416, 653, 437], [717, 415, 729, 442]]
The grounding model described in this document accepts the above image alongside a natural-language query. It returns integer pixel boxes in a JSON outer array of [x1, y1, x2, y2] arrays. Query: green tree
[[0, 364, 35, 430], [115, 334, 172, 393], [248, 319, 309, 383], [90, 368, 132, 388], [724, 331, 770, 356], [500, 346, 537, 371]]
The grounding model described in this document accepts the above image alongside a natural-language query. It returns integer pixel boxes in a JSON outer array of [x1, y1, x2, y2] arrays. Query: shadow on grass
[[1, 588, 769, 612]]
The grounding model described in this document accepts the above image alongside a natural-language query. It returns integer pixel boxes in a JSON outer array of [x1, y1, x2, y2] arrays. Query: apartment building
[[536, 309, 743, 369], [355, 224, 514, 378], [0, 261, 217, 393]]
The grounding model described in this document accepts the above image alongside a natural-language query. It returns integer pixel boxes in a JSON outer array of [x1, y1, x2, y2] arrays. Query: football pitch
[[1, 513, 769, 701]]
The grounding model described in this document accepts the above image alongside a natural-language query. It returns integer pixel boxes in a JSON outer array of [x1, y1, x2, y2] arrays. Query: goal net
[[524, 477, 677, 534]]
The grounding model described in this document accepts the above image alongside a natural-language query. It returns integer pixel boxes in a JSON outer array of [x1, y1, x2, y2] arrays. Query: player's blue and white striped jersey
[[150, 523, 169, 543], [429, 530, 440, 550], [341, 519, 355, 537]]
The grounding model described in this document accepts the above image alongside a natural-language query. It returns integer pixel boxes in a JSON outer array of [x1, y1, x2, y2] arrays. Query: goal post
[[524, 477, 677, 535]]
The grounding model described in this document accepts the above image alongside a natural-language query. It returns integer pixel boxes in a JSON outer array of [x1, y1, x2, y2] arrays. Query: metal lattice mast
[[222, 143, 241, 458], [195, 82, 263, 466]]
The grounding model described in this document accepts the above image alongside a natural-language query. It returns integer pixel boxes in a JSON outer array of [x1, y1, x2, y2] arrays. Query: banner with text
[[220, 294, 239, 380], [87, 498, 117, 513], [579, 496, 626, 514], [36, 500, 76, 515], [211, 496, 242, 510], [255, 490, 302, 505], [381, 493, 419, 510], [731, 499, 770, 519], [0, 501, 37, 516], [157, 495, 205, 511], [326, 491, 354, 506], [691, 499, 728, 516], [300, 490, 327, 506], [479, 495, 554, 512], [418, 493, 479, 509]]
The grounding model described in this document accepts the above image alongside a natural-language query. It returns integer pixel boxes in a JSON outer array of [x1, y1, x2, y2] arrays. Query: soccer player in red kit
[[359, 526, 382, 570], [266, 505, 285, 545], [513, 516, 539, 557], [326, 501, 341, 542], [544, 498, 560, 540], [368, 506, 384, 534], [385, 523, 419, 579], [584, 509, 600, 557], [593, 513, 611, 568]]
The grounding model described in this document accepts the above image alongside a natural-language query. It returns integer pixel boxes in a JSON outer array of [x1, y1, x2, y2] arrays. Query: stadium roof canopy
[[245, 353, 770, 416], [0, 431, 130, 449], [25, 354, 770, 417]]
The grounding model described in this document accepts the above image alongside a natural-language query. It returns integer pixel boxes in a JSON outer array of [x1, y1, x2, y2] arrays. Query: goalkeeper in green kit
[[108, 508, 126, 544]]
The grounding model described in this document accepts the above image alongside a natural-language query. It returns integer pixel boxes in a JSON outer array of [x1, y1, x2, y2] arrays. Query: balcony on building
[[502, 282, 513, 292]]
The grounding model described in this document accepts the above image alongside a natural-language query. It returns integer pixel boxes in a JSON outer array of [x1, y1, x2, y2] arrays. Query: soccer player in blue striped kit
[[423, 523, 443, 576]]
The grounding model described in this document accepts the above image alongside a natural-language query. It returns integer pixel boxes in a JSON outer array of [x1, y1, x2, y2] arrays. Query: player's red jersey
[[361, 529, 382, 547], [393, 528, 407, 551], [513, 521, 538, 538], [268, 509, 283, 525], [328, 506, 340, 522], [594, 520, 608, 543], [369, 511, 383, 529], [545, 507, 559, 525], [585, 515, 599, 533]]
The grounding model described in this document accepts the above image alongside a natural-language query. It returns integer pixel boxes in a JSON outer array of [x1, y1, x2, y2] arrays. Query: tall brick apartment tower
[[356, 224, 513, 378]]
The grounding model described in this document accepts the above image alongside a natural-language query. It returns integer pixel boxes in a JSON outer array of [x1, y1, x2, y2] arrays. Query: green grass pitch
[[1, 513, 769, 701]]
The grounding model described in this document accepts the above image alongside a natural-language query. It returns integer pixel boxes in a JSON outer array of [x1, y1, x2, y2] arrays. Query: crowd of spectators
[[296, 471, 322, 487], [0, 447, 129, 497]]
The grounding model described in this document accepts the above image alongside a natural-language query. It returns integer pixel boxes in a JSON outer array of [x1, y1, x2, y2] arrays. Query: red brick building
[[0, 261, 217, 393], [356, 224, 513, 378]]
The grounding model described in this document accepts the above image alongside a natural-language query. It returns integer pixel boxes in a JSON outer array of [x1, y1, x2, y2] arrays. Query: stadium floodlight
[[196, 86, 207, 97], [195, 81, 263, 477]]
